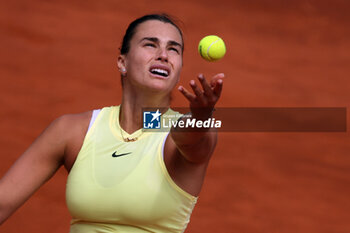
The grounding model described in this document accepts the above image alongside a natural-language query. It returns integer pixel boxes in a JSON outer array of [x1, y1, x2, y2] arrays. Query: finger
[[178, 86, 196, 102], [190, 80, 203, 97], [197, 74, 213, 96], [213, 79, 223, 97], [190, 80, 206, 103], [210, 73, 225, 87]]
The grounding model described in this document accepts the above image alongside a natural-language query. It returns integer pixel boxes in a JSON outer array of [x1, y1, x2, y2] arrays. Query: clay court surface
[[1, 0, 349, 232]]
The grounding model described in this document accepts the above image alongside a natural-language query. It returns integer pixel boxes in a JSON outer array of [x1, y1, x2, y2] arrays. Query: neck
[[119, 87, 171, 134]]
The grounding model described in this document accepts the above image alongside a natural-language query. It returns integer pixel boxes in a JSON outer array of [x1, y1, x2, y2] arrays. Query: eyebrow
[[140, 37, 183, 49]]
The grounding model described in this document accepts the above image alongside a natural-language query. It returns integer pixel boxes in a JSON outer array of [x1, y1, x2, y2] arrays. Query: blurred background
[[0, 0, 349, 232]]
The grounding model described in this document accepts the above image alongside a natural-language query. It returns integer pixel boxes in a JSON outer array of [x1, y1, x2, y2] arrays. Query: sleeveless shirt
[[66, 106, 197, 233]]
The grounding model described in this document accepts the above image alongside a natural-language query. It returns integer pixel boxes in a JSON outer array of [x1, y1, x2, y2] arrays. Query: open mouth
[[149, 65, 170, 78]]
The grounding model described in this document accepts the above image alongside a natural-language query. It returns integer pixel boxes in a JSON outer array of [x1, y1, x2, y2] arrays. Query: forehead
[[132, 20, 182, 44]]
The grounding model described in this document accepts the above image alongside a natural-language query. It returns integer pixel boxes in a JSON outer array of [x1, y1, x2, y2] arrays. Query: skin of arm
[[164, 73, 224, 196], [0, 112, 90, 225], [171, 73, 224, 163]]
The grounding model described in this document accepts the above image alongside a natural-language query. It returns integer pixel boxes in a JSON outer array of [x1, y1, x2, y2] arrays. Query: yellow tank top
[[66, 106, 198, 233]]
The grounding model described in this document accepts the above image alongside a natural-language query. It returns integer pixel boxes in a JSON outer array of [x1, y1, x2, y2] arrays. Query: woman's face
[[118, 20, 183, 94]]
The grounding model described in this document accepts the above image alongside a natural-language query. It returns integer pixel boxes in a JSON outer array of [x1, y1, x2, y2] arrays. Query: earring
[[120, 68, 126, 77]]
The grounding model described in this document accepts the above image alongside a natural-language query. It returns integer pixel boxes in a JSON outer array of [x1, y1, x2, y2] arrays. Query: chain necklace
[[119, 126, 143, 142], [118, 106, 142, 142]]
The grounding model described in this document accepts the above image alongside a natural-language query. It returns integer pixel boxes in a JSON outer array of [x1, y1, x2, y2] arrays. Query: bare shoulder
[[54, 111, 92, 129], [42, 111, 92, 150], [54, 111, 93, 171]]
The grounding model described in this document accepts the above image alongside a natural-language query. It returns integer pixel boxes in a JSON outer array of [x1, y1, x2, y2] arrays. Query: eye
[[144, 43, 156, 48], [169, 47, 179, 54]]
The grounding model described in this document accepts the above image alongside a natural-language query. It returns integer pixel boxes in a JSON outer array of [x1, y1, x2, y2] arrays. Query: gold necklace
[[118, 105, 145, 142], [119, 126, 143, 142]]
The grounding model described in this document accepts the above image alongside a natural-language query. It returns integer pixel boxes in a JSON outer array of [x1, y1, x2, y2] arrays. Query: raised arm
[[171, 73, 224, 163], [0, 113, 89, 224], [163, 73, 224, 196]]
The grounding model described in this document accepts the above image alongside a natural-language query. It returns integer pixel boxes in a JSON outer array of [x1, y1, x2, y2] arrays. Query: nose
[[156, 47, 168, 62]]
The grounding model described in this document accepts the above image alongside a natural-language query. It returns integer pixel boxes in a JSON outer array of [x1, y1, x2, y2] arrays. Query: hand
[[178, 73, 224, 119]]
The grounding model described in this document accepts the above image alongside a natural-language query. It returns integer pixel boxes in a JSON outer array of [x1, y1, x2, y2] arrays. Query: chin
[[148, 83, 171, 93], [145, 81, 173, 95]]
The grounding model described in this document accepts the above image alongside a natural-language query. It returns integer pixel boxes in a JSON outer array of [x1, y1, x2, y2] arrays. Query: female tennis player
[[0, 14, 224, 232]]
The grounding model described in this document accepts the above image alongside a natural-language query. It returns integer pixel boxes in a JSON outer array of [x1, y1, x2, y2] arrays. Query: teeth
[[151, 68, 169, 76]]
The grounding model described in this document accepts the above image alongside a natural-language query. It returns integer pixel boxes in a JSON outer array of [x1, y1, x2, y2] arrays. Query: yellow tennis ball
[[198, 35, 226, 61]]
